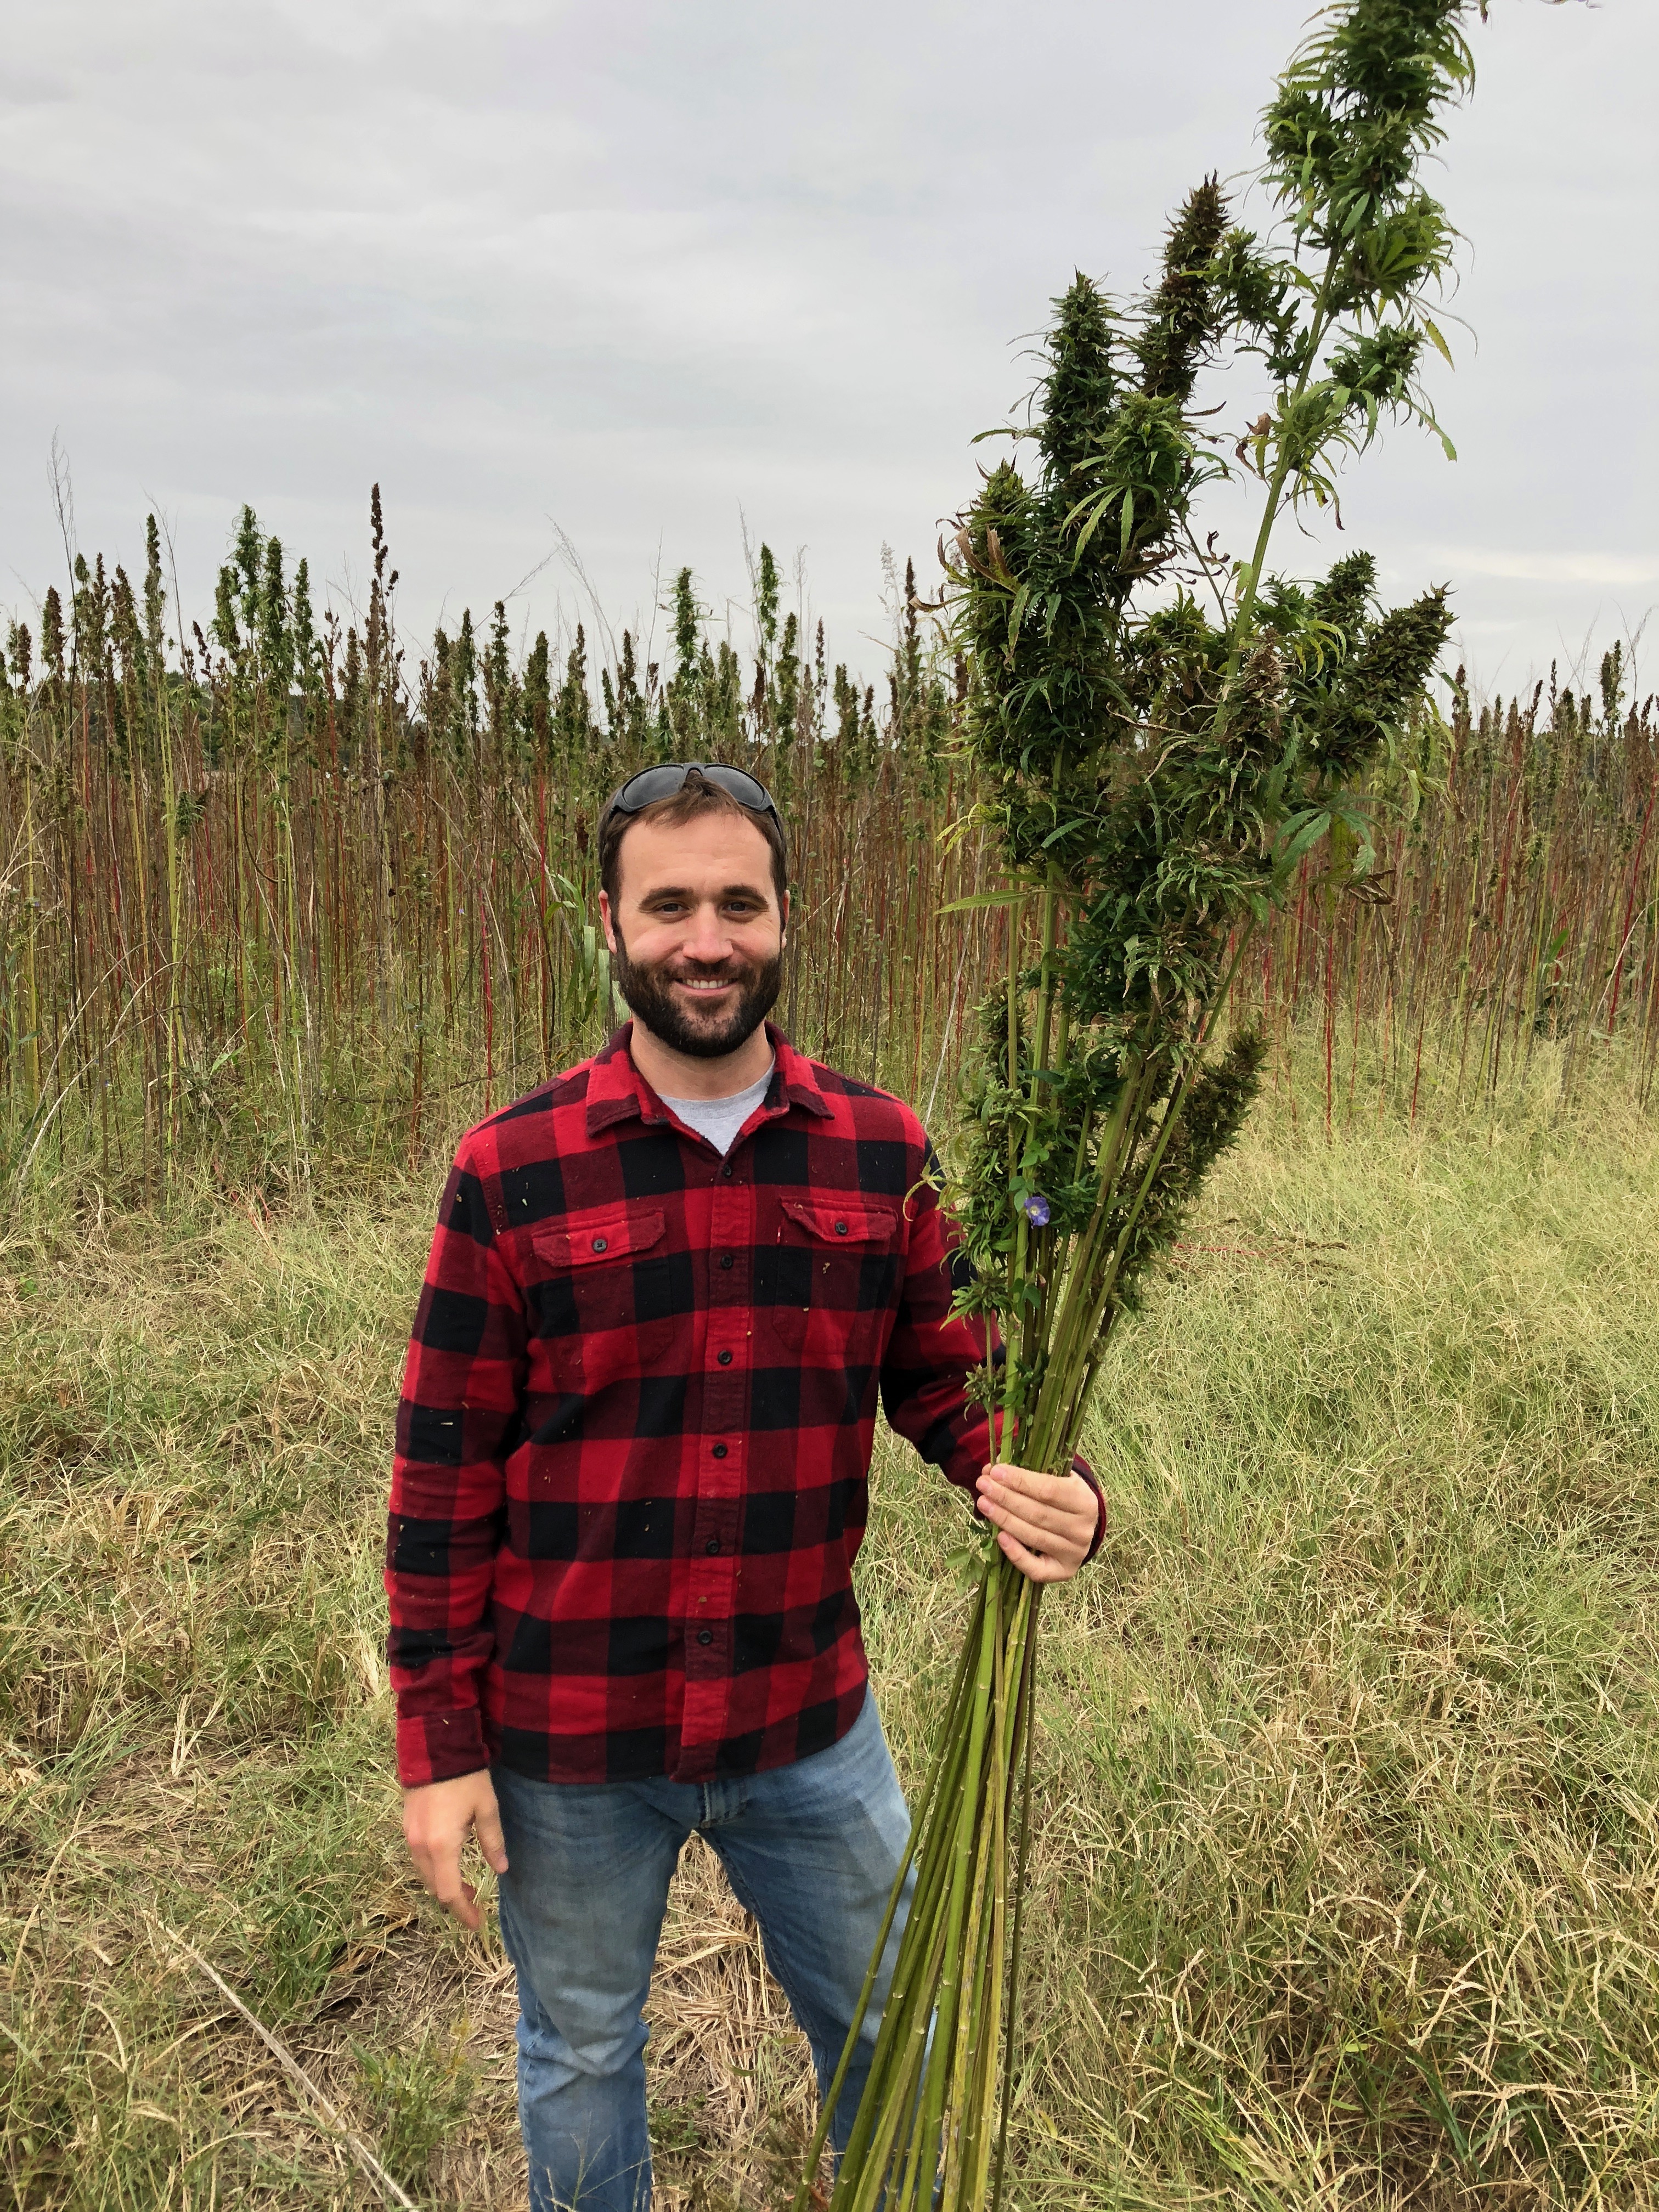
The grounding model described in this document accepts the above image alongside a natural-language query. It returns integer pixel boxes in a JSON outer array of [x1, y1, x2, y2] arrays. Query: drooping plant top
[[800, 14, 1510, 2208], [947, 0, 1471, 1380], [960, 0, 1475, 986]]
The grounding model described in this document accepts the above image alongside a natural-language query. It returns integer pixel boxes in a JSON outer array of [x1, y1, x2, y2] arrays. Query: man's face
[[599, 810, 788, 1060]]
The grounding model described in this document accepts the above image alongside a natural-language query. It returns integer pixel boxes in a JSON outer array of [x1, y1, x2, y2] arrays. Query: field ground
[[3, 1055, 1657, 2208]]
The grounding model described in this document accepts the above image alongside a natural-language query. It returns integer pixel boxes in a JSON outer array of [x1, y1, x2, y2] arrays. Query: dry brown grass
[[3, 1052, 1658, 2206], [1, 1751, 823, 2209]]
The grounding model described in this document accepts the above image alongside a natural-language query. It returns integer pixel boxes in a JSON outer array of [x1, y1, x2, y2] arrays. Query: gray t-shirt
[[658, 1061, 775, 1157]]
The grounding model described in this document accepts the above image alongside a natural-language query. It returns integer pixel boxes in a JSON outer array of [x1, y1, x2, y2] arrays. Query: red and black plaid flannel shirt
[[386, 1022, 1099, 1789]]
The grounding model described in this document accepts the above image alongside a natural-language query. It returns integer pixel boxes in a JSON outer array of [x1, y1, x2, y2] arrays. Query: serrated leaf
[[939, 890, 1029, 914], [945, 1538, 994, 1588], [1280, 809, 1333, 866]]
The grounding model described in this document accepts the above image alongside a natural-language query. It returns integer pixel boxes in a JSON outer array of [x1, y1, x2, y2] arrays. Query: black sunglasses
[[601, 762, 782, 829]]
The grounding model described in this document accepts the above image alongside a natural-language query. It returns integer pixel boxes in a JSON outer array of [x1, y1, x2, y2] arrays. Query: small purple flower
[[1022, 1193, 1051, 1227]]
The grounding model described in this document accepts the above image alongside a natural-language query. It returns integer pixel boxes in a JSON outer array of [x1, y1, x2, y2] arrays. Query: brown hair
[[599, 772, 789, 910]]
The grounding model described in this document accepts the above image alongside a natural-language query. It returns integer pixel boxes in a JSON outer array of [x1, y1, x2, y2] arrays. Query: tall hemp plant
[[797, 3, 1473, 2205]]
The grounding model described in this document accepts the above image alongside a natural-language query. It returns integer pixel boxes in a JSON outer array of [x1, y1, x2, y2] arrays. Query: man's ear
[[778, 887, 790, 946], [598, 889, 618, 957]]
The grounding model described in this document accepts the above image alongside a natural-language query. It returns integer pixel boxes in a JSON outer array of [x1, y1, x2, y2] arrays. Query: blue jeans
[[492, 1689, 914, 2212]]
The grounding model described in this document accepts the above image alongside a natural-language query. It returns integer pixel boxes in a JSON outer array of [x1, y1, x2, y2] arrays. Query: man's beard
[[611, 934, 783, 1061]]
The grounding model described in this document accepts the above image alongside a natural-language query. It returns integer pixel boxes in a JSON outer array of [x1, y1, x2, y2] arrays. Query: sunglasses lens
[[699, 766, 774, 813], [608, 761, 779, 822], [615, 765, 689, 812]]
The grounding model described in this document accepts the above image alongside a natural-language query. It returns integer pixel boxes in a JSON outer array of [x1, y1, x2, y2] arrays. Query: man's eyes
[[646, 900, 763, 919]]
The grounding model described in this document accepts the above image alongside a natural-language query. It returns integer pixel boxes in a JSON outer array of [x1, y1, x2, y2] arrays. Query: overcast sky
[[3, 0, 1653, 703]]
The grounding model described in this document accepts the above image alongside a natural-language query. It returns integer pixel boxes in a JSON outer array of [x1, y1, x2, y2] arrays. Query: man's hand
[[975, 1462, 1102, 1584], [402, 1769, 509, 1932]]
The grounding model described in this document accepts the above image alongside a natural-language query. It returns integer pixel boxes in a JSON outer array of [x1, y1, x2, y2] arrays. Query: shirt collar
[[585, 1021, 834, 1137]]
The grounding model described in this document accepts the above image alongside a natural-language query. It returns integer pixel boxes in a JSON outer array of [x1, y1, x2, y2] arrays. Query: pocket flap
[[533, 1207, 667, 1270], [779, 1199, 896, 1247]]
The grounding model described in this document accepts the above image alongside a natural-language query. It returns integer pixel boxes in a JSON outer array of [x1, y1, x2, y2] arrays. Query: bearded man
[[387, 763, 1103, 2211]]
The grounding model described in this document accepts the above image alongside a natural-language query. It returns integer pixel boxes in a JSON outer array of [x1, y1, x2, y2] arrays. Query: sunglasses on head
[[601, 762, 782, 828]]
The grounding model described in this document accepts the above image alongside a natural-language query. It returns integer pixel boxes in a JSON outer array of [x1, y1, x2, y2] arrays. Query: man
[[387, 761, 1103, 2211]]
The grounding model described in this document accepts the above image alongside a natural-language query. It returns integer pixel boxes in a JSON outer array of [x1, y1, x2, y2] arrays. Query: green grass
[[3, 1057, 1656, 2207]]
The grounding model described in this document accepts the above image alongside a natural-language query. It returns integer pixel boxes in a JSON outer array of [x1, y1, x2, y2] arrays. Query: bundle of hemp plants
[[796, 3, 1479, 2205]]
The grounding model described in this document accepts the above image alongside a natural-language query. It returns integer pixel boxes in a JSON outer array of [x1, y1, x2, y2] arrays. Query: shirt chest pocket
[[765, 1199, 900, 1354], [529, 1207, 675, 1390]]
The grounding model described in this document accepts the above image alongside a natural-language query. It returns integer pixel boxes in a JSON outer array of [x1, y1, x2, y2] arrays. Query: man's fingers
[[1000, 1515, 1085, 1572], [979, 1463, 1086, 1528], [994, 1528, 1070, 1584], [979, 1486, 1071, 1541], [402, 1770, 507, 1929], [979, 1493, 1052, 1551], [437, 1877, 482, 1932], [417, 1836, 481, 1928], [476, 1798, 510, 1877], [409, 1836, 459, 1898], [978, 1483, 1090, 1554], [980, 1466, 1097, 1553], [409, 1830, 490, 1929], [982, 1460, 1069, 1507], [978, 1470, 1091, 1582]]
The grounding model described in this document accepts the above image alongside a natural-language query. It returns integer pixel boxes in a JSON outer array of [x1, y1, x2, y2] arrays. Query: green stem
[[850, 1905, 953, 2209], [916, 1574, 999, 2187], [799, 1580, 987, 2209], [1030, 866, 1061, 1086], [1031, 1049, 1157, 1452], [941, 1633, 1006, 2205], [1033, 921, 1259, 1469], [1224, 242, 1344, 684], [990, 1590, 1041, 2212], [1003, 887, 1026, 1444], [1014, 868, 1068, 1409], [833, 1588, 995, 2200]]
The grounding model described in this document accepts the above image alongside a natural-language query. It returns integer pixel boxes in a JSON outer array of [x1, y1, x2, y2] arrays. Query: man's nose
[[681, 905, 733, 964]]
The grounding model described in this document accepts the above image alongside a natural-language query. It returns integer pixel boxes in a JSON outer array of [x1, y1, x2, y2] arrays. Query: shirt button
[[705, 1537, 721, 1554], [591, 1235, 608, 1252], [719, 1252, 735, 1269], [721, 1163, 733, 1178], [712, 1443, 728, 1459], [834, 1220, 848, 1236], [717, 1348, 733, 1365], [697, 1627, 714, 1646]]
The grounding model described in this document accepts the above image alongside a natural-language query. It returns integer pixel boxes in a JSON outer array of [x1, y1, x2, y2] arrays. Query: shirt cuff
[[1070, 1453, 1107, 1566], [396, 1706, 491, 1788]]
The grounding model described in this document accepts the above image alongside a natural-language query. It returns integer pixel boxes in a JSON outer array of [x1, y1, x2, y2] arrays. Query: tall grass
[[2, 509, 1654, 1206], [2, 1048, 1655, 2207], [1251, 646, 1659, 1129], [0, 516, 995, 1197]]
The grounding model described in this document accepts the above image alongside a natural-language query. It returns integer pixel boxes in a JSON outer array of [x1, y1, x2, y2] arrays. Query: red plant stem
[[1609, 763, 1659, 1033], [481, 892, 495, 1114]]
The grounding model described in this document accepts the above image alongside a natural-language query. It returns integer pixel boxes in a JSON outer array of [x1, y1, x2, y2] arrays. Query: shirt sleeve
[[385, 1135, 528, 1786], [878, 1146, 998, 1496], [880, 1138, 1107, 1565]]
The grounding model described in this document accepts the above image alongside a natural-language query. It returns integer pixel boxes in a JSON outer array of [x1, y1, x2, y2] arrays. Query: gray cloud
[[3, 0, 1652, 698]]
